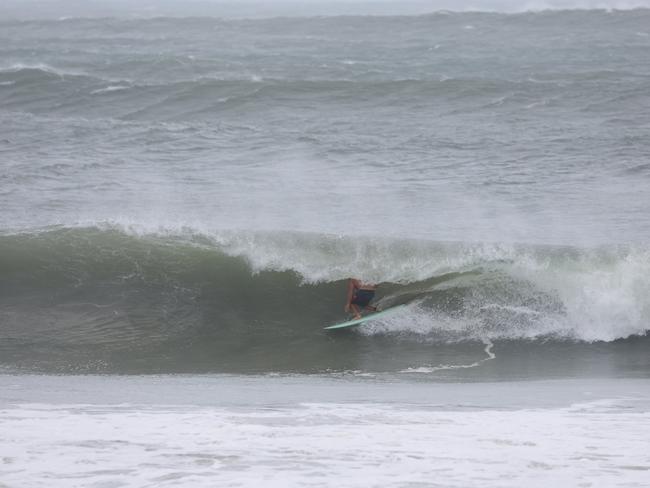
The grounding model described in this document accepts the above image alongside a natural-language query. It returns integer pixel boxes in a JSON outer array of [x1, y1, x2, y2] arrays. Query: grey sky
[[2, 0, 650, 19]]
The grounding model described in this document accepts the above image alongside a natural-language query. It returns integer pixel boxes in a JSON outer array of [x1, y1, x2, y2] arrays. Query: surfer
[[345, 278, 378, 319]]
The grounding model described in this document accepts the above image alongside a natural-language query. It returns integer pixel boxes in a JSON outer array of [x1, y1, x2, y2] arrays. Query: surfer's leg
[[349, 304, 362, 319], [365, 305, 378, 312]]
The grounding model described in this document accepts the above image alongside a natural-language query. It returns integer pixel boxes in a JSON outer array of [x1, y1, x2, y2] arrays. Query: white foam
[[0, 63, 85, 78], [509, 246, 650, 341], [400, 339, 496, 373], [1, 398, 649, 488], [364, 244, 650, 342], [90, 85, 130, 95], [202, 229, 521, 285]]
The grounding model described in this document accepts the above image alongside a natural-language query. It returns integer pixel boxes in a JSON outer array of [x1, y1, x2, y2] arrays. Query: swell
[[3, 69, 648, 121]]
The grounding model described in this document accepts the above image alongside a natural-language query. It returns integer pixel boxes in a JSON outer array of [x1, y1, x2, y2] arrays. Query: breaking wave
[[1, 226, 647, 369]]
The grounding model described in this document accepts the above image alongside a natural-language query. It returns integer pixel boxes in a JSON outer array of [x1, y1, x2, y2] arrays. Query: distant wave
[[90, 84, 131, 95], [2, 8, 648, 120], [3, 71, 647, 121], [488, 1, 650, 12], [0, 63, 89, 78]]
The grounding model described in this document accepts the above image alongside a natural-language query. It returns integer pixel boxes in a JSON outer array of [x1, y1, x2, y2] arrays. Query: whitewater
[[1, 4, 649, 487]]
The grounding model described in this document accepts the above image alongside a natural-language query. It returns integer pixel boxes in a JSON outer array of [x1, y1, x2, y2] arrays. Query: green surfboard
[[324, 305, 407, 330]]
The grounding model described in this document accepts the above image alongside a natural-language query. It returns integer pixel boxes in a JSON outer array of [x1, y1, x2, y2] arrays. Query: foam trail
[[400, 339, 496, 374]]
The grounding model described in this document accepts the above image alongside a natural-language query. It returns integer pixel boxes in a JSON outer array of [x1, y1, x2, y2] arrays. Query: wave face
[[0, 227, 647, 373]]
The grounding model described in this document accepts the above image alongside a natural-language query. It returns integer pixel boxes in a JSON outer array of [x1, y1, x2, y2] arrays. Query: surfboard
[[324, 305, 407, 330]]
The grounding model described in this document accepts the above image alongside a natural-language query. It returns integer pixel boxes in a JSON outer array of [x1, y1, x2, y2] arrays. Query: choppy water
[[1, 9, 649, 375], [2, 6, 650, 487], [1, 10, 650, 242]]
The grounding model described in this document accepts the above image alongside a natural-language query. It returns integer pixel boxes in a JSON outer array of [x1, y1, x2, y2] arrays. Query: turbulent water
[[2, 6, 650, 488], [1, 9, 649, 374]]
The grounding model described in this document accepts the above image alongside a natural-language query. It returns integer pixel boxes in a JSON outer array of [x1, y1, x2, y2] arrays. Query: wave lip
[[0, 63, 90, 79]]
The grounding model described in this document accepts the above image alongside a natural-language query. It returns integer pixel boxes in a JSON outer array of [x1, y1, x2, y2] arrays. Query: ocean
[[1, 5, 649, 487]]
